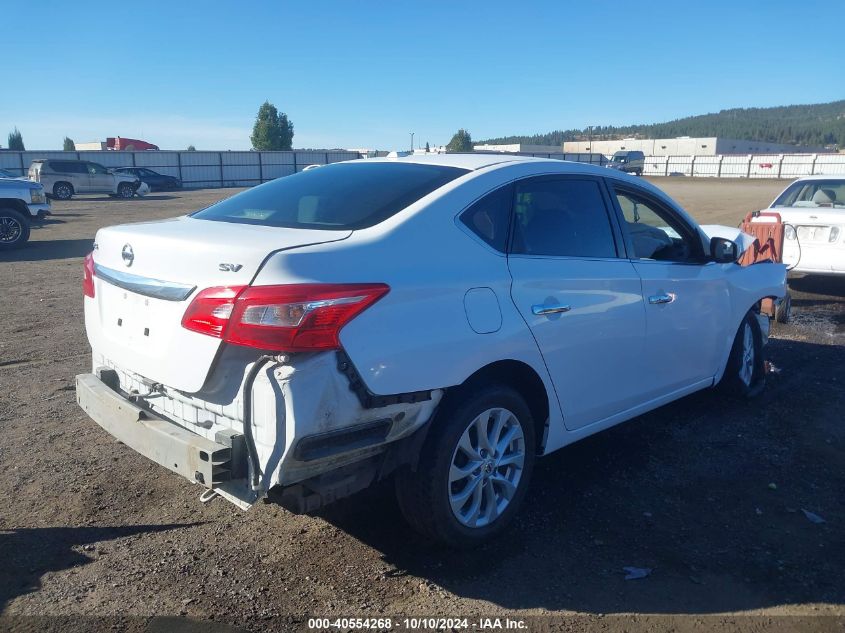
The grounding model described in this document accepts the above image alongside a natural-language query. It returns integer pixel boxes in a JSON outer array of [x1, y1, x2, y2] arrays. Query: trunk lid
[[86, 216, 350, 392]]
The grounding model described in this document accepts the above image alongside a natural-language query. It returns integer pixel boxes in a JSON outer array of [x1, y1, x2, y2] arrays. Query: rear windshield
[[192, 162, 469, 230]]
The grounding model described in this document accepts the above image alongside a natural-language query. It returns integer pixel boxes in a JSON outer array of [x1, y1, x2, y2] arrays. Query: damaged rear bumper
[[77, 351, 443, 512], [76, 373, 246, 489]]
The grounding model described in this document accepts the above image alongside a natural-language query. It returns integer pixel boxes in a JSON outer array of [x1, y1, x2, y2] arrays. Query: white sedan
[[757, 175, 845, 276], [76, 155, 786, 546]]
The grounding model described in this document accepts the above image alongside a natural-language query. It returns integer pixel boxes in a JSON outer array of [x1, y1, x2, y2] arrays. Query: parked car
[[0, 177, 50, 250], [751, 175, 845, 276], [112, 167, 182, 191], [607, 150, 645, 175], [28, 159, 139, 200], [75, 155, 785, 546], [0, 168, 22, 179]]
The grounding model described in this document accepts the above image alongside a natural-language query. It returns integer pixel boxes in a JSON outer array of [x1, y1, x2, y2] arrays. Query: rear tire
[[52, 182, 73, 200], [395, 384, 535, 547], [0, 208, 30, 250], [117, 183, 135, 198], [720, 311, 765, 398]]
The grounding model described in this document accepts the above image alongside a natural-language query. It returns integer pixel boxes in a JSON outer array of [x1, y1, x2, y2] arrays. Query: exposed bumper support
[[75, 373, 240, 488]]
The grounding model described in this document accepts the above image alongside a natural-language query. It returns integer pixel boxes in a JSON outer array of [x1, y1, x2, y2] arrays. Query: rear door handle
[[648, 293, 675, 305], [532, 304, 572, 316]]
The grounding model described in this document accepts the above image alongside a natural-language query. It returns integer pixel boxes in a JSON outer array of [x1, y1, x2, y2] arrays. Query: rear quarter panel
[[250, 163, 565, 441]]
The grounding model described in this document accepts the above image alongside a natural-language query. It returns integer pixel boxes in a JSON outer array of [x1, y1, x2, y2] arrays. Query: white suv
[[29, 159, 140, 200], [76, 155, 786, 545]]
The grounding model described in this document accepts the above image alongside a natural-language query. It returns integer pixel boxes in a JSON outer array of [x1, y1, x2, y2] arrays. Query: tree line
[[479, 100, 845, 149]]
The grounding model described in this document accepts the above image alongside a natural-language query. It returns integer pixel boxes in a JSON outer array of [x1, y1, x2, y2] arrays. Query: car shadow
[[316, 338, 844, 614], [788, 275, 845, 297], [0, 524, 199, 612], [0, 238, 93, 262]]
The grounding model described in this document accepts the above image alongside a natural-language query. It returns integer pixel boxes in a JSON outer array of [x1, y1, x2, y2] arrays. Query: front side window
[[459, 185, 512, 252], [510, 178, 617, 258], [773, 180, 845, 208], [193, 162, 468, 230], [614, 189, 701, 262], [88, 163, 109, 175]]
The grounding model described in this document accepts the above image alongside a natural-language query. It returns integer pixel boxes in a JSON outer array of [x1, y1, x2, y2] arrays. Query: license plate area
[[96, 281, 184, 354]]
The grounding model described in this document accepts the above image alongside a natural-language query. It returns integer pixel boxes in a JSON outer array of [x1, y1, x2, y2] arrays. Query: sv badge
[[218, 263, 243, 272]]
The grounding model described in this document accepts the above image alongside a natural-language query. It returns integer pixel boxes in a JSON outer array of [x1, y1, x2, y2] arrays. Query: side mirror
[[710, 236, 739, 263]]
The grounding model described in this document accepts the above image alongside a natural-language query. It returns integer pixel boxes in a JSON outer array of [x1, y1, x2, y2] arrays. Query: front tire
[[395, 384, 535, 547], [117, 183, 135, 198], [720, 312, 765, 398], [0, 208, 30, 250]]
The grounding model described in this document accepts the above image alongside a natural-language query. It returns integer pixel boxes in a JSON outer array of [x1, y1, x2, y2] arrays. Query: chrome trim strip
[[94, 263, 196, 301]]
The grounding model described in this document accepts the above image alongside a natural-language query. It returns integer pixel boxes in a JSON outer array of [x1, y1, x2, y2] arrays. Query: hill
[[478, 100, 845, 149]]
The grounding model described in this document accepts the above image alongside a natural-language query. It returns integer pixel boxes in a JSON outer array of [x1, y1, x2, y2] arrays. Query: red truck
[[106, 137, 159, 151]]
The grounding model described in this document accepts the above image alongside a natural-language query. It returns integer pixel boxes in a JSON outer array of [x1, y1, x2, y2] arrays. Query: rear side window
[[193, 162, 468, 230], [459, 185, 512, 252], [49, 161, 87, 174], [511, 178, 617, 258]]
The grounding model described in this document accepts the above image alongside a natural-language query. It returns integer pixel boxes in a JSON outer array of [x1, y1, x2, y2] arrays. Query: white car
[[76, 155, 786, 546], [753, 175, 845, 276]]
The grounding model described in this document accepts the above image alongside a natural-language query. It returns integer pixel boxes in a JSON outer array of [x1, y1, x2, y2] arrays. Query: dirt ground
[[0, 178, 842, 633]]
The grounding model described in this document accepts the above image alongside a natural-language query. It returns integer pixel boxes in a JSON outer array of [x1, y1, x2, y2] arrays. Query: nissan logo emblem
[[122, 243, 134, 267]]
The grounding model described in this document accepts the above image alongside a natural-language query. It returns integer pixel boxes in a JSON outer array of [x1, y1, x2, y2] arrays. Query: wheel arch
[[0, 199, 30, 218], [452, 359, 550, 455]]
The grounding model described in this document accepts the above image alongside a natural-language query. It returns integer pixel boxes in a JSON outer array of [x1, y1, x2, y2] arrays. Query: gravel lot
[[0, 178, 843, 632]]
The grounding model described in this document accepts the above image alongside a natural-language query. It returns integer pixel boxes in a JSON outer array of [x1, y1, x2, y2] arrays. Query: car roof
[[358, 153, 553, 171], [789, 175, 845, 182]]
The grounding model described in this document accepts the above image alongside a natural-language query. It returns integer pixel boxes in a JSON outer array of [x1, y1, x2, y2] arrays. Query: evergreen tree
[[251, 101, 294, 151], [446, 129, 473, 153], [7, 127, 24, 150]]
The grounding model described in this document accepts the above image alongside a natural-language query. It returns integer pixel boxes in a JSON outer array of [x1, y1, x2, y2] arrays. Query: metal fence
[[2, 150, 844, 188], [643, 153, 845, 178], [0, 149, 363, 188]]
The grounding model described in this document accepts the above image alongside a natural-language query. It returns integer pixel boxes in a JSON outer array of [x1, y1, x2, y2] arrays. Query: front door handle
[[648, 293, 675, 305], [532, 304, 572, 316]]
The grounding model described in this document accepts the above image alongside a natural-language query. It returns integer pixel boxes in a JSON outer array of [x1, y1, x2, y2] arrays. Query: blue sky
[[3, 0, 843, 151]]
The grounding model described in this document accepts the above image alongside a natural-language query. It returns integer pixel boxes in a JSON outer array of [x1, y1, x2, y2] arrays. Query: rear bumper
[[75, 372, 243, 488]]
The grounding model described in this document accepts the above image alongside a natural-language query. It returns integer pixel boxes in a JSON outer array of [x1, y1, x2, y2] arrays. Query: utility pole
[[410, 132, 414, 152]]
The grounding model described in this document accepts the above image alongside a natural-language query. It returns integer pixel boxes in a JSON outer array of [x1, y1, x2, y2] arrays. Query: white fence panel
[[180, 165, 222, 184], [749, 155, 781, 179], [719, 155, 750, 178], [221, 165, 260, 184], [814, 155, 845, 175], [77, 151, 132, 167], [261, 152, 295, 166], [262, 164, 296, 179], [134, 152, 180, 167], [643, 156, 667, 176], [780, 155, 815, 178], [666, 156, 693, 176], [221, 152, 260, 166], [180, 152, 219, 166], [692, 156, 721, 177]]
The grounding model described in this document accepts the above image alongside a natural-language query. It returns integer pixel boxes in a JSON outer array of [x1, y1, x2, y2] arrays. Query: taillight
[[83, 252, 96, 298], [181, 286, 245, 338], [181, 283, 389, 352]]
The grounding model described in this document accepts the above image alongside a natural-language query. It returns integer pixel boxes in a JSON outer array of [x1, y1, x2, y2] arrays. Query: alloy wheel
[[448, 407, 525, 528], [0, 216, 22, 243], [738, 322, 755, 387]]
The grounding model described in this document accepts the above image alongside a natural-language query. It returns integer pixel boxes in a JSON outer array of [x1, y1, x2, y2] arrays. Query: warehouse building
[[563, 137, 824, 155], [473, 143, 565, 154]]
